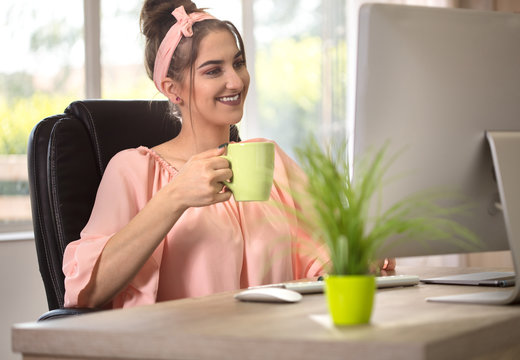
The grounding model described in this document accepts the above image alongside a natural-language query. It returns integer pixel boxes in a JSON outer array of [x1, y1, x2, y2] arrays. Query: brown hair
[[140, 0, 245, 141]]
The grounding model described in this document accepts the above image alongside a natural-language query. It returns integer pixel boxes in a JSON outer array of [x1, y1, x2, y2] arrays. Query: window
[[0, 0, 345, 235], [0, 0, 84, 234], [247, 0, 346, 158], [100, 0, 154, 99]]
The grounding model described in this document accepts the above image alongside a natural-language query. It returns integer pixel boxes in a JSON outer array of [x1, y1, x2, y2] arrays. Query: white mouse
[[234, 287, 303, 303]]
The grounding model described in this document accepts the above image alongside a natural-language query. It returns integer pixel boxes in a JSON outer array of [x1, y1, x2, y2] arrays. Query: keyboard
[[248, 275, 420, 294]]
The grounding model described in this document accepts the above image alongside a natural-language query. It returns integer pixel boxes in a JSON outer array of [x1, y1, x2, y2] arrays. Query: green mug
[[221, 142, 275, 201]]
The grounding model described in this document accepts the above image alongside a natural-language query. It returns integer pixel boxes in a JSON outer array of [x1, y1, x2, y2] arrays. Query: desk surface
[[12, 266, 520, 360]]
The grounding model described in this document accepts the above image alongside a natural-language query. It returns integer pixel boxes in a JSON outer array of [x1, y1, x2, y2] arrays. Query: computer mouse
[[234, 287, 303, 303]]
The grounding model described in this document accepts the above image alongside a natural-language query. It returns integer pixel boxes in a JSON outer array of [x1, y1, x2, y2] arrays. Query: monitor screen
[[353, 4, 520, 258]]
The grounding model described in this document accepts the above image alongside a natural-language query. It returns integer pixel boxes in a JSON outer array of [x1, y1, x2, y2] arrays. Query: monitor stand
[[427, 131, 520, 305]]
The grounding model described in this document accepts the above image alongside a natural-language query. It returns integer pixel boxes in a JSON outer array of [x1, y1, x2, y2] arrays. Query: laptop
[[421, 272, 515, 288], [356, 4, 520, 305]]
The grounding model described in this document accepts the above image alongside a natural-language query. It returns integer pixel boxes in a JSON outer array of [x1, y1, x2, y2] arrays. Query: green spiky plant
[[293, 136, 480, 276]]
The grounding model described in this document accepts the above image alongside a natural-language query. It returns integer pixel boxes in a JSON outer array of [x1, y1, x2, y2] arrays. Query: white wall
[[1, 239, 48, 360]]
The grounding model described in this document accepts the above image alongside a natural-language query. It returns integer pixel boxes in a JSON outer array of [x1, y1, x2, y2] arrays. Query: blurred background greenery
[[0, 0, 346, 156], [0, 0, 346, 229]]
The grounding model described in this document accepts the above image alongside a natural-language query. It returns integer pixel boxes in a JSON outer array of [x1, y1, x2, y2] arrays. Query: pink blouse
[[63, 139, 323, 309]]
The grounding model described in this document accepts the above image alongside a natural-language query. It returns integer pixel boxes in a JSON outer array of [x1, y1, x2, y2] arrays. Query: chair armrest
[[37, 308, 100, 321]]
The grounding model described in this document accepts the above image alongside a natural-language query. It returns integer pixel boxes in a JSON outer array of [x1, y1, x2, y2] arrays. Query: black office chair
[[28, 99, 240, 320]]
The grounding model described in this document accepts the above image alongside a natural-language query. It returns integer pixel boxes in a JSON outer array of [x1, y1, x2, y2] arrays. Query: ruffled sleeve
[[273, 142, 329, 278], [62, 148, 168, 308]]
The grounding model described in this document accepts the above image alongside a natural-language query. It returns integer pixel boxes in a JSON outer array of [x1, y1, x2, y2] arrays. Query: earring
[[176, 97, 181, 102]]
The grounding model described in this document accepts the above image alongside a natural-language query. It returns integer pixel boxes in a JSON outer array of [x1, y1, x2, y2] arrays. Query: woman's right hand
[[166, 146, 233, 209]]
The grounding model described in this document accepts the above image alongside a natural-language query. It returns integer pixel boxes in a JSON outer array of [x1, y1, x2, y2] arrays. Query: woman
[[62, 0, 324, 309]]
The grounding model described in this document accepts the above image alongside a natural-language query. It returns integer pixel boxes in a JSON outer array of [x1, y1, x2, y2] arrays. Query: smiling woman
[[60, 0, 326, 310]]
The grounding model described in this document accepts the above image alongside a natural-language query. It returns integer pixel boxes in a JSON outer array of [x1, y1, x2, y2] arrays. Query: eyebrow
[[197, 51, 243, 69]]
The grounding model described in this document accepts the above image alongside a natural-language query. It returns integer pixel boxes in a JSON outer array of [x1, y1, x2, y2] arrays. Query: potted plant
[[292, 136, 479, 326]]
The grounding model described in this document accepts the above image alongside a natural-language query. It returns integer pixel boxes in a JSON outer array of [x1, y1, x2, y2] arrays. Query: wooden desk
[[12, 266, 520, 360]]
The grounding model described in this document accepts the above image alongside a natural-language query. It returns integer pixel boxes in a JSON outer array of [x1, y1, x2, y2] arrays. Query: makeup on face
[[181, 30, 250, 127]]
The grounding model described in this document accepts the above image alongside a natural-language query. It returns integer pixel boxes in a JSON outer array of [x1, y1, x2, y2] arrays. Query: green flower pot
[[324, 275, 376, 326]]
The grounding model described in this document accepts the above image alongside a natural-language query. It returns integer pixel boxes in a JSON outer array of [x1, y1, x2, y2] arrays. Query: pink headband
[[153, 6, 215, 95]]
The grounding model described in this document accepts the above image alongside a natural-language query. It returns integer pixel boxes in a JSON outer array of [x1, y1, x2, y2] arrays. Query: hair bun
[[140, 0, 198, 40], [140, 0, 199, 79]]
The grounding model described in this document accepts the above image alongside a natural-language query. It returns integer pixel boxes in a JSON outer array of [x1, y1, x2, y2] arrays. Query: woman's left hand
[[379, 258, 396, 271]]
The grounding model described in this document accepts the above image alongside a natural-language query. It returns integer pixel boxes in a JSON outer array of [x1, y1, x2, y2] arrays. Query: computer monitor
[[353, 3, 520, 259], [353, 4, 520, 304]]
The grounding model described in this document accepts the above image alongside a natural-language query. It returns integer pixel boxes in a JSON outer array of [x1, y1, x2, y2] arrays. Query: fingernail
[[218, 143, 228, 149]]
